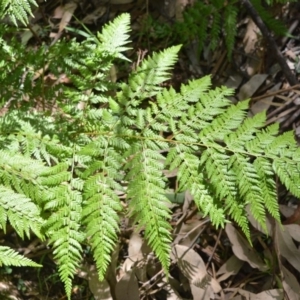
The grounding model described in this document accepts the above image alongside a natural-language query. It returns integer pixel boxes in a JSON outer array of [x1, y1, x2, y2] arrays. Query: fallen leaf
[[122, 232, 143, 272], [281, 265, 300, 300], [115, 269, 139, 300], [78, 264, 113, 300], [225, 223, 267, 271], [284, 224, 300, 242], [172, 244, 221, 300], [238, 288, 283, 300], [276, 222, 300, 271], [251, 83, 281, 115], [216, 255, 244, 282], [51, 2, 77, 45], [237, 74, 268, 100], [173, 220, 206, 247]]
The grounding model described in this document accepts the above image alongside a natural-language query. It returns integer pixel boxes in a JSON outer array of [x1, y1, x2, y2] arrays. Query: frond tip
[[0, 246, 42, 267]]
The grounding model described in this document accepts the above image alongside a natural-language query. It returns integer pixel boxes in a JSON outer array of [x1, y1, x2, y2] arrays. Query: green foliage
[[0, 0, 37, 25], [1, 10, 300, 300], [0, 246, 42, 267], [144, 0, 293, 59]]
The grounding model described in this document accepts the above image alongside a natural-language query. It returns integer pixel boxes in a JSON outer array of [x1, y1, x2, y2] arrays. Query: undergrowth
[[0, 2, 300, 299], [143, 0, 297, 58]]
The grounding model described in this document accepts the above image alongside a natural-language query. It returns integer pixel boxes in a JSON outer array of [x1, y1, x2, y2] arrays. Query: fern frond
[[273, 159, 300, 198], [0, 186, 44, 239], [251, 0, 288, 36], [0, 150, 48, 203], [0, 246, 41, 267], [224, 112, 267, 149], [232, 153, 267, 232], [254, 157, 280, 221], [118, 45, 181, 106], [40, 160, 84, 298], [80, 137, 124, 280], [0, 0, 37, 26], [126, 143, 172, 273], [210, 11, 222, 51], [97, 13, 131, 60], [224, 1, 238, 58]]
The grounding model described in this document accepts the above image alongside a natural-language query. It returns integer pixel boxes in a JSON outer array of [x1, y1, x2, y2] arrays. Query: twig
[[240, 0, 298, 86]]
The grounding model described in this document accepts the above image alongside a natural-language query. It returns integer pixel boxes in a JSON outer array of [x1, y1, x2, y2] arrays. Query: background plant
[[141, 0, 297, 58]]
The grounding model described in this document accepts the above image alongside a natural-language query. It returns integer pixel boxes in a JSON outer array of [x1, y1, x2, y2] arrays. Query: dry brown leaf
[[52, 5, 64, 19], [281, 265, 300, 300], [50, 2, 77, 45], [58, 3, 77, 34], [276, 222, 300, 270], [122, 232, 143, 272], [243, 19, 262, 75], [279, 204, 295, 218], [172, 244, 221, 299], [284, 224, 300, 242], [237, 288, 283, 300], [175, 0, 189, 21], [115, 270, 139, 300], [224, 73, 243, 90], [216, 255, 244, 283], [225, 223, 267, 271], [237, 74, 268, 100], [250, 83, 281, 115], [105, 243, 120, 294], [78, 264, 113, 300], [243, 19, 259, 54], [173, 220, 205, 247]]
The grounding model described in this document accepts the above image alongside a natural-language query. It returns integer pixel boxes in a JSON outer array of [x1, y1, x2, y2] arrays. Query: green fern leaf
[[0, 0, 37, 26], [118, 45, 181, 106], [224, 2, 238, 58], [0, 246, 41, 267], [126, 143, 172, 273], [81, 137, 124, 280], [0, 186, 44, 239], [97, 13, 132, 60]]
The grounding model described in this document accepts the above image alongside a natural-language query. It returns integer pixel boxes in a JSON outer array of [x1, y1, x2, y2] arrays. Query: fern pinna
[[0, 13, 299, 298]]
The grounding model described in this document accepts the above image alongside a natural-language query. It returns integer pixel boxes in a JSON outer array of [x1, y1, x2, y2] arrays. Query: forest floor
[[1, 0, 300, 299]]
